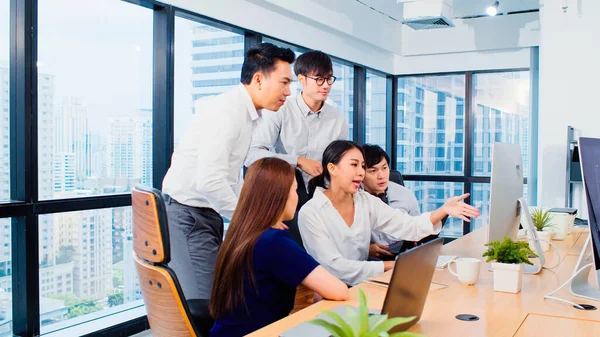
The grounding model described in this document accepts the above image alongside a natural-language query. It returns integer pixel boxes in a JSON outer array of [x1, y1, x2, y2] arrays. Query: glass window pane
[[175, 19, 245, 146], [1, 0, 9, 202], [472, 71, 530, 177], [365, 71, 386, 149], [405, 181, 464, 238], [397, 75, 465, 175], [472, 182, 529, 233], [39, 207, 143, 332], [328, 61, 354, 140], [261, 38, 305, 97], [37, 0, 153, 200], [0, 217, 11, 337]]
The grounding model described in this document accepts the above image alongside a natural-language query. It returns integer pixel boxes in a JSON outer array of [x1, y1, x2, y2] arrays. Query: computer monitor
[[569, 137, 600, 301], [487, 143, 544, 274]]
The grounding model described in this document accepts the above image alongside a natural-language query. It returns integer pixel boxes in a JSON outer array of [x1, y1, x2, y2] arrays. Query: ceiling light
[[486, 1, 499, 16]]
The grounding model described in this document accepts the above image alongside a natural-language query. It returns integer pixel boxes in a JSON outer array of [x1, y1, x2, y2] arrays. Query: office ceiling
[[359, 0, 540, 21]]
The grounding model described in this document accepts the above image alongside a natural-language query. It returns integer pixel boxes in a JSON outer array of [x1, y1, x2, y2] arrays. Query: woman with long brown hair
[[209, 158, 348, 336]]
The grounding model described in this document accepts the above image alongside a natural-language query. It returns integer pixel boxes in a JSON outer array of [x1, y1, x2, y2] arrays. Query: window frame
[[394, 69, 533, 237], [4, 0, 536, 335]]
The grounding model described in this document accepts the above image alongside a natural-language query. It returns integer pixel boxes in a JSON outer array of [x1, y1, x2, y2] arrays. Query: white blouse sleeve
[[366, 193, 442, 241]]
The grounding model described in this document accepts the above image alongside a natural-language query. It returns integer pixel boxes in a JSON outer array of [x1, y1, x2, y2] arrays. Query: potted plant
[[482, 237, 537, 294], [310, 288, 424, 337], [530, 207, 554, 252]]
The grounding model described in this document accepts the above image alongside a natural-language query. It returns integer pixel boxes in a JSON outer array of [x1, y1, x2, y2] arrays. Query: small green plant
[[530, 207, 553, 232], [482, 237, 538, 265], [309, 288, 424, 337]]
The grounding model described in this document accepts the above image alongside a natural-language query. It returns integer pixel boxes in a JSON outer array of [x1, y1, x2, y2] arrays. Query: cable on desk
[[543, 263, 593, 310]]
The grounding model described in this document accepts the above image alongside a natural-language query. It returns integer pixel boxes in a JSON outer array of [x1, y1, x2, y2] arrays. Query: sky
[[1, 0, 154, 135]]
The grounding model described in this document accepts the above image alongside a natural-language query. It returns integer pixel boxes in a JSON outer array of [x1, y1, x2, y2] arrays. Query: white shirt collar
[[238, 83, 260, 121], [296, 92, 322, 117]]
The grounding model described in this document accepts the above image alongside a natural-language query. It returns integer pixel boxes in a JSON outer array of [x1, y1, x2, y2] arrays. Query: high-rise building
[[393, 76, 528, 236], [0, 66, 11, 281], [54, 97, 90, 186], [0, 66, 9, 200], [53, 209, 113, 299], [122, 234, 141, 303], [107, 109, 152, 189], [38, 74, 55, 200], [190, 25, 244, 105], [53, 153, 76, 194]]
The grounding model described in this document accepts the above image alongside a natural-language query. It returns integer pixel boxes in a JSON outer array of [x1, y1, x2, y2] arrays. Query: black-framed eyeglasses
[[304, 75, 337, 86]]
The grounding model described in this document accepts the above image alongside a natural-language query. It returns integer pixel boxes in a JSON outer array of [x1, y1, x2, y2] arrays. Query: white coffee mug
[[448, 258, 481, 285]]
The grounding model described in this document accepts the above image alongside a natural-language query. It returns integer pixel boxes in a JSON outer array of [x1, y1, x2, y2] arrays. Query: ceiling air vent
[[401, 0, 455, 30], [402, 16, 454, 30]]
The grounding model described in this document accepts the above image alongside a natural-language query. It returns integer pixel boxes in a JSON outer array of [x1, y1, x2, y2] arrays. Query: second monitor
[[488, 143, 545, 274]]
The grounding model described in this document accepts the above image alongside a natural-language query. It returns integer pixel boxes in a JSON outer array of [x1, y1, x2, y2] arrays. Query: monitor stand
[[518, 198, 545, 274], [570, 235, 600, 301]]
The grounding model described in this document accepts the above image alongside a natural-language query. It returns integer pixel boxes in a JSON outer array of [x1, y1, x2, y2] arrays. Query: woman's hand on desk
[[383, 260, 395, 271]]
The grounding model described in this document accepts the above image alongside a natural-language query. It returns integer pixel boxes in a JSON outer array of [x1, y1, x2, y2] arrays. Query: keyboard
[[436, 255, 458, 269]]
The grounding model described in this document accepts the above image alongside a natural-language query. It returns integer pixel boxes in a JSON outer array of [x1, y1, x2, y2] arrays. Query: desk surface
[[247, 227, 600, 337]]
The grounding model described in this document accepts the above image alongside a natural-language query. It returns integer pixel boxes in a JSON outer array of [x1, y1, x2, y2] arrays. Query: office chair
[[132, 185, 213, 337], [389, 169, 405, 187]]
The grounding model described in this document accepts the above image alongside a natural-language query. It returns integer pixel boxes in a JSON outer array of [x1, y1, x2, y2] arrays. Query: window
[[39, 207, 142, 333], [396, 75, 465, 175], [328, 61, 354, 139], [174, 18, 244, 146], [0, 217, 11, 337], [472, 71, 530, 177], [405, 182, 464, 238], [37, 0, 153, 200], [365, 71, 386, 149], [261, 38, 305, 96], [1, 0, 8, 203]]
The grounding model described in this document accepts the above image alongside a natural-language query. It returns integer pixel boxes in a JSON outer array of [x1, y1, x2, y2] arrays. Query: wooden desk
[[247, 227, 600, 336]]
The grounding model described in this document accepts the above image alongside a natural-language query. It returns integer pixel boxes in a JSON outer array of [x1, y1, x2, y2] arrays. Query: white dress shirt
[[162, 84, 259, 220], [372, 181, 422, 245], [245, 93, 348, 189], [298, 187, 441, 286]]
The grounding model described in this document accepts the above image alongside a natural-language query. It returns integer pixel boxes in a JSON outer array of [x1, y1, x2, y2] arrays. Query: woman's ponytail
[[307, 173, 326, 200]]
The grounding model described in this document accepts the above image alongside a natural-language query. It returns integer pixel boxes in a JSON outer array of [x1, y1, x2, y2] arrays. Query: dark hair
[[240, 43, 296, 85], [293, 50, 333, 77], [210, 158, 295, 319], [362, 144, 390, 169], [308, 140, 365, 199]]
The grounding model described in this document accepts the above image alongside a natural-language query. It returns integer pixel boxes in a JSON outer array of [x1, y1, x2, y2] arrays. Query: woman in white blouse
[[298, 140, 480, 286]]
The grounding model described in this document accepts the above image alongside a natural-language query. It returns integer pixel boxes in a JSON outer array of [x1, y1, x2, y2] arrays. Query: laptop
[[280, 237, 443, 336]]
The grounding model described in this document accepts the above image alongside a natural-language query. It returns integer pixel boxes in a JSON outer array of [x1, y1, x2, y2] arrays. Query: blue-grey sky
[[1, 0, 155, 134]]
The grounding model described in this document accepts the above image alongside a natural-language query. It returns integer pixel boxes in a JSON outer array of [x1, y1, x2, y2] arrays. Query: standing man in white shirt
[[161, 43, 295, 335], [245, 50, 348, 245]]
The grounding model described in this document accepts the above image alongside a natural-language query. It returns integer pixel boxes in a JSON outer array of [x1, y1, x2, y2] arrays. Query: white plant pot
[[529, 231, 551, 252], [492, 262, 524, 294], [548, 213, 574, 239]]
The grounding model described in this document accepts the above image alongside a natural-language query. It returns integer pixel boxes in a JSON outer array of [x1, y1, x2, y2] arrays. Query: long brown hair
[[210, 158, 295, 319]]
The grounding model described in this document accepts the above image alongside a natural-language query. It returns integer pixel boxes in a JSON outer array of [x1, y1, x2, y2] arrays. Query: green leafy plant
[[530, 208, 553, 232], [482, 236, 538, 265], [309, 288, 424, 337]]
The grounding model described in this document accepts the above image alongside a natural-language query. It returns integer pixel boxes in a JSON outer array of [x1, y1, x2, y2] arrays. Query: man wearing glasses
[[245, 50, 348, 246]]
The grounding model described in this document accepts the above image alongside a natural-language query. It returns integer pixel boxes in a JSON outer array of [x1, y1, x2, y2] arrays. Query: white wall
[[402, 12, 539, 56], [164, 0, 536, 75], [165, 0, 401, 73], [394, 48, 531, 75], [537, 0, 600, 209]]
